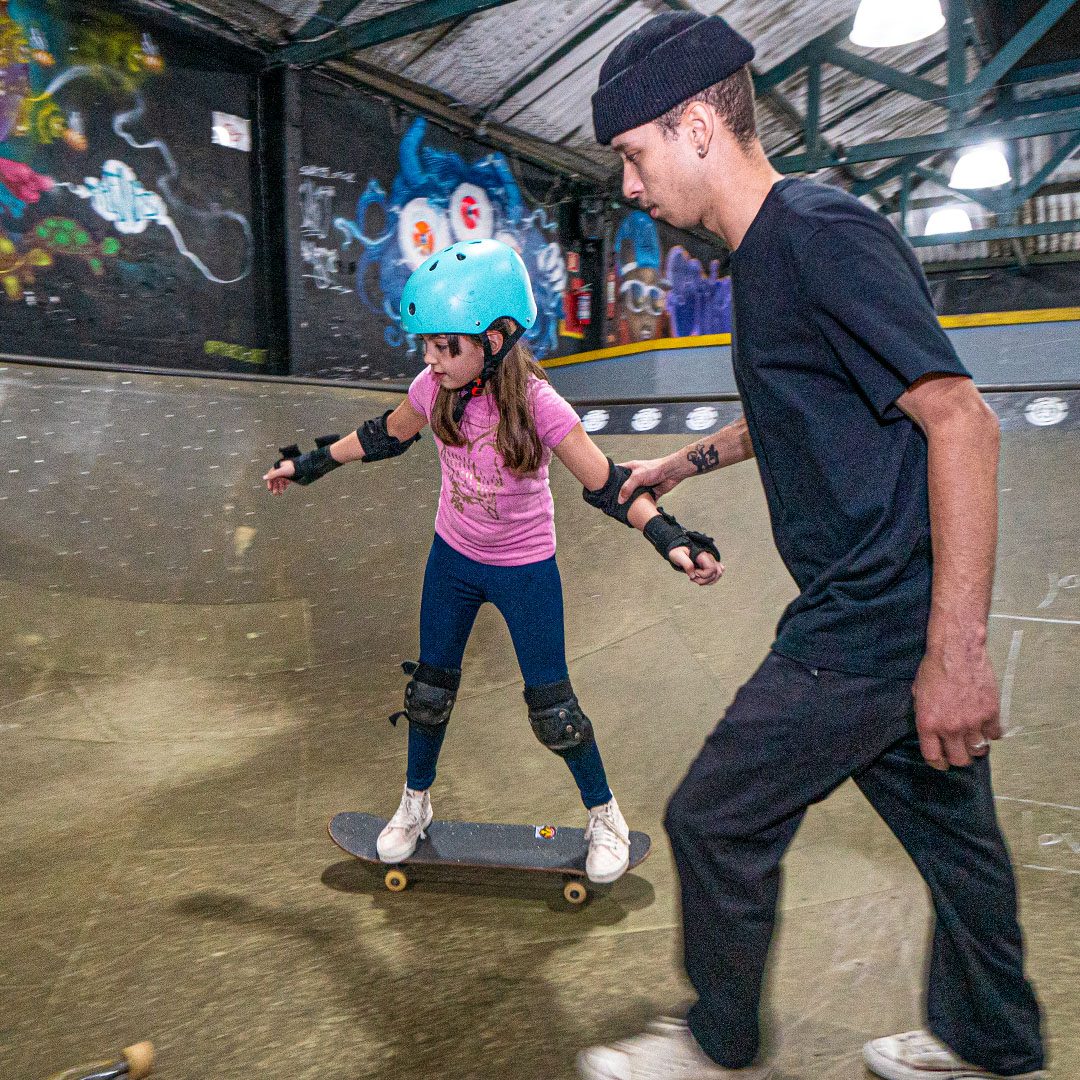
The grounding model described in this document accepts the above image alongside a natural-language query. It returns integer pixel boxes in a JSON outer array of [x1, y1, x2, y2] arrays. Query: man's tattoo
[[687, 443, 720, 474]]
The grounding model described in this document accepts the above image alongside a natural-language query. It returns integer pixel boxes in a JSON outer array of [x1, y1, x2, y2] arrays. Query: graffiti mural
[[609, 208, 731, 345], [334, 116, 567, 358], [0, 1, 264, 371]]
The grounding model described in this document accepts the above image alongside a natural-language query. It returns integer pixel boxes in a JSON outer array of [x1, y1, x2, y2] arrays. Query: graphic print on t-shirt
[[438, 422, 503, 520]]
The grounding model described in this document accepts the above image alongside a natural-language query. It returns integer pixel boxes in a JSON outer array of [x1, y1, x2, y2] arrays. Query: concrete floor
[[1, 362, 1076, 1080]]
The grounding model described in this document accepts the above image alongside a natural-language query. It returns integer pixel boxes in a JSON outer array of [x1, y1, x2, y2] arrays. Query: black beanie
[[591, 12, 755, 146]]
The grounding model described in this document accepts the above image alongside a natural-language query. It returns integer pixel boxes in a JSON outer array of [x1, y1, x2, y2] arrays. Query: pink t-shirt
[[408, 369, 581, 565]]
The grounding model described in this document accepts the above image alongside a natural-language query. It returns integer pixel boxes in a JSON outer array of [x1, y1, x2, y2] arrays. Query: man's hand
[[913, 646, 1002, 769], [668, 547, 724, 585], [617, 455, 686, 502]]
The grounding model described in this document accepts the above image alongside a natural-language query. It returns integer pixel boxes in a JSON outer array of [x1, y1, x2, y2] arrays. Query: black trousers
[[664, 651, 1044, 1075]]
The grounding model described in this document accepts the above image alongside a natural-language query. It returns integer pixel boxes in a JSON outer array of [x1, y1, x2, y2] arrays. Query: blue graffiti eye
[[456, 253, 466, 261], [429, 261, 438, 271]]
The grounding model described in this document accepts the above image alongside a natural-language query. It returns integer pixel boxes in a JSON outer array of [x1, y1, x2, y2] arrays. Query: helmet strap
[[452, 325, 527, 424]]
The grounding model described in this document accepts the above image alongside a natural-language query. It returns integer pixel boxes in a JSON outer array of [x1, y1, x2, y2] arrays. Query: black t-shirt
[[729, 177, 970, 678]]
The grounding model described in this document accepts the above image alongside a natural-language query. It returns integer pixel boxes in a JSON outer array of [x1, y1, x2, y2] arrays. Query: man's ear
[[682, 100, 715, 159]]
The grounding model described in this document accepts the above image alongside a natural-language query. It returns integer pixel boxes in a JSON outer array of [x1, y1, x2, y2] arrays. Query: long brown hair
[[429, 318, 550, 475]]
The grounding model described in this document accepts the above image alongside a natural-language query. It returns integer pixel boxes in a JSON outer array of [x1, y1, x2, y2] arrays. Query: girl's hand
[[263, 458, 296, 495], [668, 547, 724, 585]]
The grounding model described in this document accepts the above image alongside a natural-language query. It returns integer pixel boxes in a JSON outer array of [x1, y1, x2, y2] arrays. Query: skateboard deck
[[328, 812, 651, 903]]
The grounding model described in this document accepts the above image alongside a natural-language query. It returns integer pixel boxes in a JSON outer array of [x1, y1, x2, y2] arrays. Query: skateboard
[[45, 1042, 153, 1080], [328, 812, 651, 904]]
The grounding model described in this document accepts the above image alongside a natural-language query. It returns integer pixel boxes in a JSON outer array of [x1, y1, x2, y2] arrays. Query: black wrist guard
[[275, 434, 341, 486], [583, 457, 654, 526], [357, 410, 421, 462], [643, 508, 721, 572]]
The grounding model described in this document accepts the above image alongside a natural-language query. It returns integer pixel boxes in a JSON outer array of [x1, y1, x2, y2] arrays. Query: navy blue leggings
[[407, 533, 612, 808]]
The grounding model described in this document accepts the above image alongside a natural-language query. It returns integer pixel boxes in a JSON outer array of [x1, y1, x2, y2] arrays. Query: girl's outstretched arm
[[553, 423, 722, 585], [331, 399, 427, 464], [264, 398, 426, 493]]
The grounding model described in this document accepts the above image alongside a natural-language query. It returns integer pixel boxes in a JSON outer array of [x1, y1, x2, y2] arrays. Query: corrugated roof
[[161, 0, 1080, 257]]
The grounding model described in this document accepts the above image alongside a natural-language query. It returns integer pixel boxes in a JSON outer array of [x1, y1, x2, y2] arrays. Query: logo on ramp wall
[[686, 406, 719, 431], [1024, 397, 1068, 427], [581, 409, 609, 433], [535, 825, 557, 839], [631, 407, 663, 432]]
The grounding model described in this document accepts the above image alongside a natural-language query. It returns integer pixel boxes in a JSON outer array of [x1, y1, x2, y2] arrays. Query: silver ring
[[972, 740, 989, 750]]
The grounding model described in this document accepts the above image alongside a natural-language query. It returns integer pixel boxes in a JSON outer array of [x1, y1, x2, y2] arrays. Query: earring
[[697, 146, 707, 158]]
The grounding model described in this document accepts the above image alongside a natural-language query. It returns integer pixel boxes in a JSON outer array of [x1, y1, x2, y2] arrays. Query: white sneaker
[[577, 1017, 774, 1079], [863, 1030, 1047, 1079], [376, 785, 432, 862], [586, 795, 630, 883]]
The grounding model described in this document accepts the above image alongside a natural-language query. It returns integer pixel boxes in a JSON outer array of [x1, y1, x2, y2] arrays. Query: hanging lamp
[[850, 0, 946, 48], [949, 144, 1012, 189], [924, 207, 974, 235]]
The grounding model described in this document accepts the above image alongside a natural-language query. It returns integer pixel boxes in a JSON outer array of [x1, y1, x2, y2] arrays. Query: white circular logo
[[1025, 397, 1068, 427], [581, 409, 609, 433], [686, 406, 719, 431], [631, 407, 663, 432]]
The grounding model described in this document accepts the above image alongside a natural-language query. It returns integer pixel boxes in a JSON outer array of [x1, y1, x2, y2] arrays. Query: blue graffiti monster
[[335, 117, 567, 357]]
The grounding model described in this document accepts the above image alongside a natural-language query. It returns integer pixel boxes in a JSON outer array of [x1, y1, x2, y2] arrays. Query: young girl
[[264, 238, 721, 883]]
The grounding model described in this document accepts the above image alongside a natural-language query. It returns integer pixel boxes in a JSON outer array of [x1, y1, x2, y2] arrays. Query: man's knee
[[664, 769, 712, 842]]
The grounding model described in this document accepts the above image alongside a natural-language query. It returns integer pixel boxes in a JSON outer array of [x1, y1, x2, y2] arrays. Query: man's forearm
[[677, 417, 755, 480], [923, 403, 1000, 655]]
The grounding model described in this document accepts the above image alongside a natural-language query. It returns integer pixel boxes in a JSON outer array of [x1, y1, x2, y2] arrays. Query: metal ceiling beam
[[987, 91, 1080, 120], [757, 1, 1080, 161], [1007, 57, 1080, 83], [822, 44, 946, 103], [772, 106, 1080, 172], [907, 217, 1080, 245], [768, 53, 950, 158], [966, 0, 1080, 98], [273, 0, 525, 67], [292, 1, 368, 42]]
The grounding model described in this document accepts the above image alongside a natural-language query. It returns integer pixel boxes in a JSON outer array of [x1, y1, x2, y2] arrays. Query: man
[[578, 13, 1045, 1080]]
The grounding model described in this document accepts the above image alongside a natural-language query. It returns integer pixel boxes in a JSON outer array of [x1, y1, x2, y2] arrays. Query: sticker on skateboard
[[328, 812, 651, 904]]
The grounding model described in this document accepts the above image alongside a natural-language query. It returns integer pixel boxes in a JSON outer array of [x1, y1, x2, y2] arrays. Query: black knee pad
[[523, 679, 594, 756], [389, 660, 460, 736]]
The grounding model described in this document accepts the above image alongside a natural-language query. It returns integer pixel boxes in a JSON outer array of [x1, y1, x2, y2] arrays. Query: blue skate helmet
[[400, 238, 538, 421]]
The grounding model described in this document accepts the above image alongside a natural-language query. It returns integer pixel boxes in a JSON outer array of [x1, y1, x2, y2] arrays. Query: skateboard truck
[[45, 1041, 154, 1080]]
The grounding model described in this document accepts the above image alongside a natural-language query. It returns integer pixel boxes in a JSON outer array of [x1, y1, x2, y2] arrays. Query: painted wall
[[607, 207, 731, 347], [289, 74, 602, 382], [0, 0, 269, 372]]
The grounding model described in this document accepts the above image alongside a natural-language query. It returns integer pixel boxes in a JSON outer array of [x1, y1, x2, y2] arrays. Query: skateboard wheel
[[563, 880, 588, 904], [385, 869, 408, 892]]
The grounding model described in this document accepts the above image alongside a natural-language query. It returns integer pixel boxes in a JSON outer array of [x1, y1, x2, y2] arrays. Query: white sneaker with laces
[[376, 784, 432, 862], [585, 795, 631, 883], [863, 1030, 1047, 1080], [577, 1017, 774, 1079]]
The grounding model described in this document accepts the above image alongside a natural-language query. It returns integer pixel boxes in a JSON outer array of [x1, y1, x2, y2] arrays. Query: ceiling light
[[850, 0, 946, 48], [949, 144, 1012, 189], [924, 207, 973, 236]]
